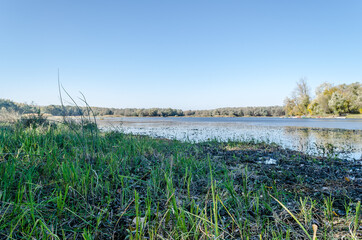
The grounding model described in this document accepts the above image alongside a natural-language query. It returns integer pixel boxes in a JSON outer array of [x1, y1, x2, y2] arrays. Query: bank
[[0, 122, 360, 239]]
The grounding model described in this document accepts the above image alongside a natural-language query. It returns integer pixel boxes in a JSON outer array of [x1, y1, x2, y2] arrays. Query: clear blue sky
[[1, 1, 361, 110]]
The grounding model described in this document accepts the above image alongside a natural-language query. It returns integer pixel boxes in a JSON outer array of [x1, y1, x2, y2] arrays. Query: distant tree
[[328, 92, 349, 115], [294, 78, 311, 115], [184, 110, 195, 116], [308, 82, 335, 115], [0, 99, 19, 112], [284, 97, 296, 116], [176, 109, 184, 116], [105, 109, 114, 115], [1, 98, 286, 118], [345, 82, 362, 113], [43, 105, 64, 116], [284, 78, 311, 116], [148, 108, 157, 117]]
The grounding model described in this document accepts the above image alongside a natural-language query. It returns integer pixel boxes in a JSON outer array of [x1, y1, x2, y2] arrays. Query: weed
[[16, 109, 50, 128], [0, 122, 360, 239]]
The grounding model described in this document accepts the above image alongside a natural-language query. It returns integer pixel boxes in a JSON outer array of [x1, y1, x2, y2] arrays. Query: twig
[[112, 198, 135, 239]]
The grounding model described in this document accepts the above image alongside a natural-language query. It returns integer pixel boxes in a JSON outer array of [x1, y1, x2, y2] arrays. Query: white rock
[[265, 158, 277, 165]]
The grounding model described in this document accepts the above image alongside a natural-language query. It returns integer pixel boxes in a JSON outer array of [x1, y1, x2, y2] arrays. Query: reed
[[0, 119, 360, 239]]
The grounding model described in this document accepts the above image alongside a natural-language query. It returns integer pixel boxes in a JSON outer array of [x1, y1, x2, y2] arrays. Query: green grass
[[0, 122, 360, 239], [346, 114, 362, 119]]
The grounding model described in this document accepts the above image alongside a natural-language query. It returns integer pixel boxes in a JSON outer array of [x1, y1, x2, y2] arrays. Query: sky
[[0, 1, 361, 110]]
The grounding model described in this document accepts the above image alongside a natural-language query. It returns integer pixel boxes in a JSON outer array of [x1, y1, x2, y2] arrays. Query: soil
[[197, 141, 362, 205]]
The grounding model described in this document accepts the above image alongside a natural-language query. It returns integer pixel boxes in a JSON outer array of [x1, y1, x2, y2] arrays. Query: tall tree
[[284, 78, 311, 116]]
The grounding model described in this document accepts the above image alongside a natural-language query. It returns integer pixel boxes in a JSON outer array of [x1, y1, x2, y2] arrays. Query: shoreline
[[46, 113, 362, 120], [96, 115, 361, 119], [0, 122, 361, 238]]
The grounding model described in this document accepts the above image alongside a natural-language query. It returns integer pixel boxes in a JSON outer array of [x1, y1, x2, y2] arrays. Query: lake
[[98, 117, 362, 160]]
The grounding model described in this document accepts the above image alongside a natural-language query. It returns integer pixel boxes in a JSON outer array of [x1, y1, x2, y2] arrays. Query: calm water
[[98, 117, 362, 160]]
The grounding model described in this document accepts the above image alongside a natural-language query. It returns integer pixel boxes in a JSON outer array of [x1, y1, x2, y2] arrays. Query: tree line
[[284, 80, 361, 116], [1, 80, 360, 117], [0, 99, 285, 117], [88, 106, 284, 117]]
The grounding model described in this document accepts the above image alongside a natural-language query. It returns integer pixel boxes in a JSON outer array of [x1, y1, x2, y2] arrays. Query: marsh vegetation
[[0, 80, 361, 239], [97, 117, 362, 161], [0, 116, 361, 239]]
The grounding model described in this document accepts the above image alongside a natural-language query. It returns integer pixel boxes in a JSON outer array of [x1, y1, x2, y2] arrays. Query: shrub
[[63, 118, 98, 132], [0, 108, 20, 123], [16, 110, 50, 128]]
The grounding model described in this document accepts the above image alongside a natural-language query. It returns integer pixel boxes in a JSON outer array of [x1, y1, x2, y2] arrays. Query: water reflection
[[282, 127, 361, 159], [98, 117, 362, 160]]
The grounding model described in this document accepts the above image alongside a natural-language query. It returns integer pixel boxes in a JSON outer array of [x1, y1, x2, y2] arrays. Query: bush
[[63, 118, 98, 132], [0, 108, 20, 123], [17, 110, 50, 128]]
